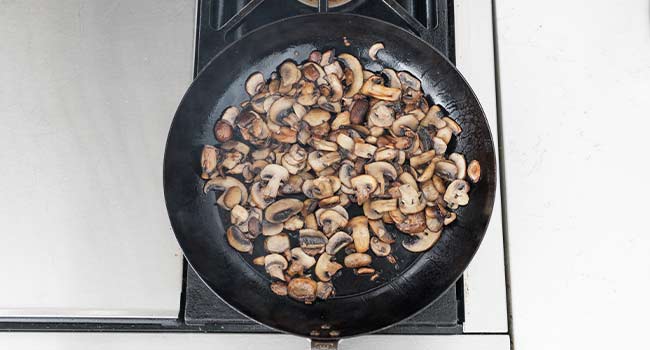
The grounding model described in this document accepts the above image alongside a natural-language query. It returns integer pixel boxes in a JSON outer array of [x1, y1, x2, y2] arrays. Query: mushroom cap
[[344, 253, 372, 268], [260, 163, 290, 198], [402, 229, 442, 253], [350, 174, 379, 205], [287, 277, 318, 303], [364, 162, 397, 194], [370, 237, 391, 256], [290, 247, 316, 269], [435, 160, 459, 181], [250, 181, 273, 209], [444, 179, 470, 209], [319, 208, 349, 235], [390, 114, 419, 137], [315, 253, 343, 282], [467, 160, 481, 183], [398, 184, 426, 214], [226, 226, 253, 253], [200, 145, 219, 179], [337, 53, 363, 97], [325, 231, 353, 255], [264, 253, 288, 280], [268, 96, 296, 127], [264, 198, 303, 223], [245, 72, 265, 97], [279, 60, 301, 92], [264, 233, 290, 253], [338, 160, 357, 188]]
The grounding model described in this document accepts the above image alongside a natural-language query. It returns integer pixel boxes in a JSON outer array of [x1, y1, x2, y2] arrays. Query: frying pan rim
[[163, 12, 497, 339]]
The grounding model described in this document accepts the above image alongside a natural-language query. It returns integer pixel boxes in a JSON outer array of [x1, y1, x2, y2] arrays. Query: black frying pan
[[164, 13, 496, 346]]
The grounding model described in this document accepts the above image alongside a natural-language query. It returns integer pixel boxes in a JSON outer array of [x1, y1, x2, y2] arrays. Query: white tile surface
[[0, 333, 511, 350], [495, 0, 650, 348], [454, 0, 508, 333], [0, 0, 195, 317]]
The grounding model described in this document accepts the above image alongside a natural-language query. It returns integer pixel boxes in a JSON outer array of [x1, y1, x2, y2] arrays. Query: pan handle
[[311, 339, 339, 350]]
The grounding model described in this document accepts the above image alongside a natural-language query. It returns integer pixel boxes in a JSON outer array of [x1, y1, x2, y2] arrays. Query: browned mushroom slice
[[250, 182, 272, 209], [299, 229, 328, 256], [364, 162, 397, 195], [374, 148, 398, 162], [337, 53, 363, 97], [319, 209, 349, 236], [449, 153, 467, 180], [310, 138, 338, 152], [291, 247, 316, 270], [325, 231, 353, 255], [278, 61, 301, 94], [262, 220, 284, 236], [402, 229, 441, 253], [264, 198, 303, 223], [432, 175, 447, 194], [360, 76, 401, 101], [349, 98, 369, 125], [204, 176, 248, 208], [331, 111, 351, 130], [315, 253, 342, 282], [444, 179, 470, 209], [288, 277, 318, 303], [390, 114, 419, 137], [409, 150, 437, 169], [370, 199, 398, 213], [200, 145, 219, 180], [337, 160, 357, 188], [436, 127, 453, 144], [265, 253, 288, 280], [302, 108, 331, 127], [260, 164, 290, 199], [265, 233, 290, 253], [467, 160, 481, 183], [307, 151, 341, 172], [316, 282, 334, 300], [444, 212, 457, 225], [317, 96, 342, 113], [230, 205, 248, 225], [369, 219, 395, 243], [381, 68, 401, 89], [222, 186, 243, 210], [344, 253, 372, 268], [363, 200, 383, 220], [226, 226, 253, 253], [319, 195, 341, 208], [398, 71, 421, 91], [245, 72, 265, 97], [368, 42, 385, 61], [284, 215, 304, 231], [395, 212, 427, 234], [421, 180, 440, 202], [366, 100, 395, 127], [348, 216, 370, 253], [270, 281, 288, 296], [435, 160, 459, 181], [398, 184, 426, 214], [370, 237, 391, 256], [350, 174, 378, 205], [326, 73, 344, 102]]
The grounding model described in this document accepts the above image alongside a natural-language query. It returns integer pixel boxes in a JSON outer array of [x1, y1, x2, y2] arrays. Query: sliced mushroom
[[315, 253, 342, 282], [363, 199, 383, 220], [364, 162, 397, 194], [223, 186, 243, 210], [409, 150, 437, 169], [299, 229, 328, 256], [374, 148, 398, 162], [319, 195, 341, 208], [325, 231, 353, 255], [436, 127, 453, 144], [291, 247, 316, 269], [348, 216, 370, 253], [307, 151, 341, 172], [368, 100, 396, 127], [435, 160, 459, 181], [337, 53, 363, 97], [260, 164, 289, 199], [265, 233, 290, 253], [265, 253, 288, 280], [360, 77, 401, 101], [319, 209, 349, 236], [250, 181, 273, 209], [443, 117, 462, 135], [326, 73, 344, 102], [268, 96, 297, 128], [467, 160, 481, 183], [432, 137, 448, 155], [284, 215, 304, 231], [226, 226, 253, 253], [279, 61, 301, 93], [302, 61, 325, 81], [444, 212, 457, 225], [204, 176, 248, 208], [350, 174, 378, 205], [368, 42, 384, 61], [449, 153, 467, 180], [395, 212, 427, 234], [370, 199, 398, 213], [432, 175, 447, 194], [349, 98, 369, 125], [246, 72, 265, 96], [304, 213, 318, 230], [370, 237, 391, 256], [287, 277, 317, 303], [444, 179, 470, 209], [231, 205, 248, 225], [316, 281, 334, 300], [332, 111, 351, 130], [324, 61, 343, 80], [381, 68, 401, 89], [344, 253, 372, 268], [398, 71, 421, 91], [297, 81, 320, 106], [310, 138, 338, 151], [390, 114, 419, 137], [421, 180, 440, 202], [200, 145, 219, 179], [369, 219, 395, 243], [398, 184, 426, 214], [265, 198, 303, 223], [402, 229, 441, 253], [270, 281, 288, 296], [336, 133, 355, 152]]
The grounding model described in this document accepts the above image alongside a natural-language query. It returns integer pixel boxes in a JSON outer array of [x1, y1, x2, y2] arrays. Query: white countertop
[[496, 0, 650, 348]]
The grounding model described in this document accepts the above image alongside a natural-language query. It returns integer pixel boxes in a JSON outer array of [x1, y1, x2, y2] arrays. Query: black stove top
[[185, 0, 462, 335]]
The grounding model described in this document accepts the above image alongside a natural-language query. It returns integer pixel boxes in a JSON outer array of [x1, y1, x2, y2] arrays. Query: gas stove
[[184, 0, 460, 334]]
